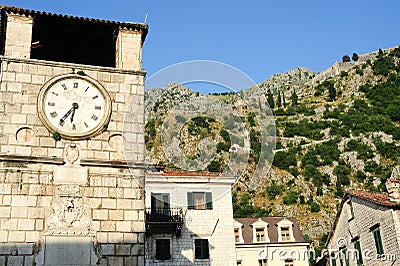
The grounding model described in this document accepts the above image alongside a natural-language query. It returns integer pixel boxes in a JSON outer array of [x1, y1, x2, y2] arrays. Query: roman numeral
[[48, 102, 55, 106], [85, 87, 89, 92], [84, 122, 89, 128], [72, 124, 76, 130], [59, 120, 65, 126], [50, 111, 57, 118], [73, 82, 78, 88], [92, 95, 98, 100], [91, 115, 98, 121], [95, 106, 101, 110], [52, 92, 58, 96], [62, 84, 67, 90]]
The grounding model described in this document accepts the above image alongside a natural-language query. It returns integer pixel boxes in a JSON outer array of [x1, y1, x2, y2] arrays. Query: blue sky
[[3, 1, 400, 92]]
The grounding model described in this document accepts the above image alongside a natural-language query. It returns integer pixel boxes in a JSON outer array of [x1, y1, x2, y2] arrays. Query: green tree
[[342, 55, 351, 62], [282, 91, 286, 107], [352, 52, 359, 62], [277, 92, 282, 108], [291, 90, 298, 106], [328, 85, 336, 101], [267, 89, 275, 109]]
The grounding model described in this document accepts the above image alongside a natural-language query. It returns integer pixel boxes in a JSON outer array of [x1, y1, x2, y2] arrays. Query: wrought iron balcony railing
[[145, 208, 184, 236]]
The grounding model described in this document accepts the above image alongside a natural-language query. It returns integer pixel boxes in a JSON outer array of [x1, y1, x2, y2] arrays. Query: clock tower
[[0, 6, 148, 265]]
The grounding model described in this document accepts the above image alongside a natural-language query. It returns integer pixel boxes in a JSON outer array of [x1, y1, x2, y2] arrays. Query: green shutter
[[187, 192, 194, 209], [205, 192, 213, 210], [354, 240, 363, 265], [331, 258, 337, 266], [373, 229, 384, 255]]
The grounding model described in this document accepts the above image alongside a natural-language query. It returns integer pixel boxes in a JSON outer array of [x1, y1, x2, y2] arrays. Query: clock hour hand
[[70, 103, 79, 123], [59, 103, 79, 126]]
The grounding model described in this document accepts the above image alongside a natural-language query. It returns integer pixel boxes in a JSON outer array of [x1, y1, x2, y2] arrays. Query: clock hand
[[70, 103, 79, 123], [59, 107, 73, 126], [59, 103, 79, 125], [70, 108, 75, 123]]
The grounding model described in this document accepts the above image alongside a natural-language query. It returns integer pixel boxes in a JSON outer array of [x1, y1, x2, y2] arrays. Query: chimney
[[386, 166, 400, 203]]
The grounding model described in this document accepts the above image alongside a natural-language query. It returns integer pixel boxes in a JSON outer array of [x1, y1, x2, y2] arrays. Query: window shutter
[[194, 239, 201, 258], [187, 192, 194, 209], [205, 192, 213, 210], [162, 194, 170, 209], [204, 240, 209, 258]]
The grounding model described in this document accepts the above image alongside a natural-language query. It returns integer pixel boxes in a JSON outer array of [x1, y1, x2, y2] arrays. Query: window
[[284, 259, 294, 266], [331, 257, 337, 266], [281, 227, 291, 241], [234, 228, 241, 243], [339, 248, 349, 266], [258, 259, 267, 266], [372, 227, 384, 255], [346, 200, 354, 221], [188, 192, 213, 210], [155, 239, 170, 260], [194, 239, 209, 259], [256, 228, 265, 242], [353, 239, 363, 265], [151, 193, 170, 215]]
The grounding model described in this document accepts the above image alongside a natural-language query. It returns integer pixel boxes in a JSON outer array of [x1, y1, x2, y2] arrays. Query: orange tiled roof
[[146, 169, 220, 177], [348, 190, 399, 207]]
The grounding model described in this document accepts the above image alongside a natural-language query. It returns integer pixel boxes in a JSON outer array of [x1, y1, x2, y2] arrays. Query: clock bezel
[[37, 74, 112, 140]]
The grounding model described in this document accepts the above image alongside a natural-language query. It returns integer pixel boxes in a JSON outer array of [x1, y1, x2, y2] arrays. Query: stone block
[[123, 233, 137, 244], [108, 257, 123, 265], [108, 232, 123, 243], [124, 210, 138, 221], [7, 256, 24, 266], [18, 219, 35, 230], [0, 231, 8, 242], [109, 210, 124, 221], [100, 221, 115, 232], [17, 243, 33, 255], [11, 207, 28, 218], [0, 207, 11, 218], [8, 231, 25, 242], [116, 244, 131, 256], [101, 244, 115, 255], [116, 221, 131, 232], [101, 198, 116, 209], [26, 231, 40, 243], [93, 209, 108, 220]]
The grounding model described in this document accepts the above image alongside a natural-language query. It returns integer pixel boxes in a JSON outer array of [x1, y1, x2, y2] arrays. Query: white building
[[234, 217, 310, 266], [144, 170, 237, 265], [326, 178, 400, 266]]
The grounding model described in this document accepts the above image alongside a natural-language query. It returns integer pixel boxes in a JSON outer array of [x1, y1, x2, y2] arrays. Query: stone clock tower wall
[[0, 7, 148, 265]]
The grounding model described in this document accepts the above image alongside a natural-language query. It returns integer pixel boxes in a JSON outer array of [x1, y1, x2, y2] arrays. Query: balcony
[[145, 208, 184, 236]]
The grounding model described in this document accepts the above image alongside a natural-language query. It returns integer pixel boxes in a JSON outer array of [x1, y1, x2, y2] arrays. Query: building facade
[[326, 179, 400, 266], [145, 170, 237, 266], [234, 217, 310, 266], [0, 6, 147, 265]]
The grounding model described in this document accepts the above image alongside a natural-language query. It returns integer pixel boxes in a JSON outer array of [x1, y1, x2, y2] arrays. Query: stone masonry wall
[[0, 57, 146, 265], [328, 197, 400, 266], [3, 13, 33, 59]]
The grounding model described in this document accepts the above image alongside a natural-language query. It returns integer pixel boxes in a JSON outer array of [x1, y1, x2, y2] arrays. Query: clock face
[[38, 74, 111, 140]]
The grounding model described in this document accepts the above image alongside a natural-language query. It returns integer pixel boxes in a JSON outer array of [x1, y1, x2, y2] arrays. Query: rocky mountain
[[144, 46, 400, 249]]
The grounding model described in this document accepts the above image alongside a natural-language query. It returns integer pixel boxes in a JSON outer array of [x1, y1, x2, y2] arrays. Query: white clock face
[[38, 74, 111, 140]]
